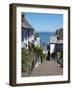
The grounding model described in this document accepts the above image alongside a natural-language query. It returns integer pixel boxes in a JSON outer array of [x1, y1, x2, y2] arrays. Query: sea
[[38, 32, 55, 46]]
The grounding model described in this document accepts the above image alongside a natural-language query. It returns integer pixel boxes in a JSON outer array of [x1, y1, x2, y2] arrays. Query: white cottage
[[50, 29, 63, 60], [21, 14, 40, 49], [21, 14, 41, 68]]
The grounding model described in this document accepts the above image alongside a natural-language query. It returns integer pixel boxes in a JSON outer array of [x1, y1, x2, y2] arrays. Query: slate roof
[[21, 14, 34, 30]]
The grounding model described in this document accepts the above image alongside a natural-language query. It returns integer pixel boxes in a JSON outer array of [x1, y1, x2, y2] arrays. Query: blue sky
[[23, 13, 63, 32]]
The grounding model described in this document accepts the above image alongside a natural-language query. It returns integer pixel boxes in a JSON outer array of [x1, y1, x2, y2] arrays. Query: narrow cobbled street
[[30, 60, 63, 76]]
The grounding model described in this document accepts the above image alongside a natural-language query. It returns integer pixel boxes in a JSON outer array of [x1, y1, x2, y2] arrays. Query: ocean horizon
[[38, 32, 55, 45]]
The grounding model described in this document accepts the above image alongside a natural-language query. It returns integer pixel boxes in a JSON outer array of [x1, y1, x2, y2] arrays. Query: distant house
[[21, 14, 40, 49], [49, 28, 63, 59], [55, 28, 63, 40]]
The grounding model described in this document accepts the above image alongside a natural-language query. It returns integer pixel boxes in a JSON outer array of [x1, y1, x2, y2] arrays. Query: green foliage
[[56, 52, 61, 59], [51, 51, 63, 60], [22, 43, 46, 73], [60, 51, 63, 58], [21, 48, 33, 72], [33, 46, 45, 63]]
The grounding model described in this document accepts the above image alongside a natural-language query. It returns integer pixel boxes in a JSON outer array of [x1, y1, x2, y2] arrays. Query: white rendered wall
[[34, 37, 40, 47]]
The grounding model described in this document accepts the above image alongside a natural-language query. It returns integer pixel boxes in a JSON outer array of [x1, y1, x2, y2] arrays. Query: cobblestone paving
[[30, 60, 63, 76]]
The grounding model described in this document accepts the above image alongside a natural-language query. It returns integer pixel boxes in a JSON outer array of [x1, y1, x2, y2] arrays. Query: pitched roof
[[22, 16, 34, 30]]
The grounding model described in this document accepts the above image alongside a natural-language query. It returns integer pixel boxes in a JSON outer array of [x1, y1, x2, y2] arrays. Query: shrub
[[21, 44, 45, 73], [21, 48, 33, 73], [56, 52, 61, 59]]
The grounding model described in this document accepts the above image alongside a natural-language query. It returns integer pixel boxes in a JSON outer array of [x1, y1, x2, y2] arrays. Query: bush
[[21, 48, 33, 73], [21, 44, 45, 73], [56, 52, 61, 59]]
